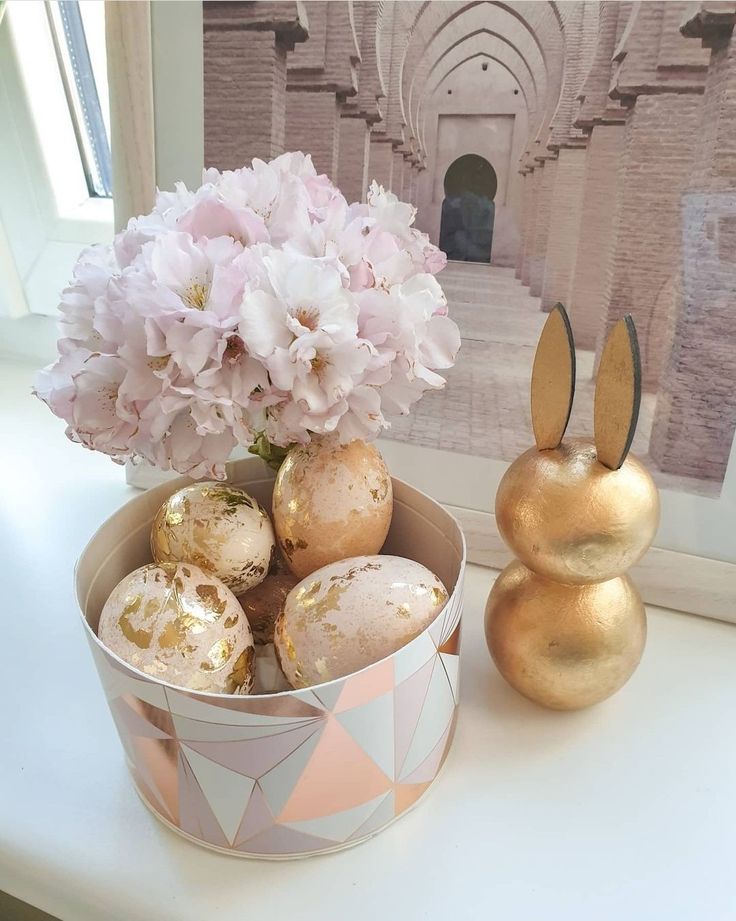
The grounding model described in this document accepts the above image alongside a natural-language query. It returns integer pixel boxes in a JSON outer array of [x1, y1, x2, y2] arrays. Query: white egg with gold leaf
[[274, 555, 449, 688], [98, 562, 255, 694], [151, 482, 275, 593]]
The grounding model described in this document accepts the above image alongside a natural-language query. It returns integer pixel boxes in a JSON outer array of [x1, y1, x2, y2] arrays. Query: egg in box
[[151, 482, 275, 593], [275, 554, 449, 688], [97, 561, 255, 694]]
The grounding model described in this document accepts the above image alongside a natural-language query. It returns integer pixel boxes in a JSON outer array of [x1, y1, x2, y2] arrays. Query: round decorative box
[[76, 457, 465, 859]]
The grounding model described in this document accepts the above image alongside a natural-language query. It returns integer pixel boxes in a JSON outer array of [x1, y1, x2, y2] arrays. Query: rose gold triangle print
[[110, 695, 174, 741], [399, 716, 455, 785], [394, 781, 432, 815], [335, 657, 394, 713], [177, 750, 229, 848], [393, 656, 436, 777], [184, 718, 323, 779], [347, 791, 396, 842], [131, 735, 180, 825], [278, 715, 392, 823], [130, 765, 176, 826], [437, 623, 461, 656], [234, 782, 274, 848], [240, 824, 336, 857]]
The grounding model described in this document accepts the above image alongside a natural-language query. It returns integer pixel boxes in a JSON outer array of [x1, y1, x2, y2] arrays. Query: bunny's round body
[[496, 439, 659, 585], [485, 561, 646, 710]]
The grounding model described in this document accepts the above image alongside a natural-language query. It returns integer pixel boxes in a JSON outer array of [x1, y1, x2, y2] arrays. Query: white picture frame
[[378, 435, 736, 624]]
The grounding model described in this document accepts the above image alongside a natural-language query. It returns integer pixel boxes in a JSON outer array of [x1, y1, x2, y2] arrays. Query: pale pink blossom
[[34, 155, 459, 478]]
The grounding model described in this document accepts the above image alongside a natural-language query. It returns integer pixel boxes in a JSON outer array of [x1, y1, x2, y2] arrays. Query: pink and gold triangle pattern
[[86, 587, 462, 857]]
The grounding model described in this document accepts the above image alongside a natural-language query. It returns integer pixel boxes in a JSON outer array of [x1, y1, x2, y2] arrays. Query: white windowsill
[[0, 356, 735, 921]]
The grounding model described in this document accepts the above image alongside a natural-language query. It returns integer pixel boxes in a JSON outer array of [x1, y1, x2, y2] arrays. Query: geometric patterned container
[[76, 457, 465, 858]]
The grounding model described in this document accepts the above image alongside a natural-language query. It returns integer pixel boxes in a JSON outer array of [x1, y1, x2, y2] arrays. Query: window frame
[[0, 0, 204, 362]]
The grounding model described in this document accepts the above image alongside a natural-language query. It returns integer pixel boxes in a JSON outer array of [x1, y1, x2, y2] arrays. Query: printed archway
[[439, 154, 497, 262]]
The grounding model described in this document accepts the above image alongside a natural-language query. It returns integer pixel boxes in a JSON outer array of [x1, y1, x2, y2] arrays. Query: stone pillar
[[337, 116, 370, 202], [366, 1, 404, 195], [401, 159, 414, 202], [515, 171, 531, 278], [203, 2, 307, 168], [528, 158, 557, 298], [520, 168, 539, 287], [368, 137, 393, 188], [598, 94, 704, 388], [409, 166, 419, 205], [392, 150, 405, 195], [540, 145, 588, 311], [537, 2, 599, 311], [285, 1, 359, 181], [286, 91, 341, 177], [567, 125, 626, 348], [567, 1, 631, 348], [649, 3, 736, 481], [596, 1, 709, 389], [336, 2, 384, 202]]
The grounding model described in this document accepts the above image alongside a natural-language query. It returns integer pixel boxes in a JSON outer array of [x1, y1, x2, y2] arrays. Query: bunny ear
[[594, 315, 642, 470], [531, 303, 576, 451]]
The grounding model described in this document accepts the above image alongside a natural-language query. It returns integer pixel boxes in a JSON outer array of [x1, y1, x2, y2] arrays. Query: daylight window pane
[[48, 0, 112, 198]]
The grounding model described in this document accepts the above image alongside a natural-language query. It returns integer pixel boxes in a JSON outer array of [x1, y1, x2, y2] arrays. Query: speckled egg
[[98, 562, 255, 694], [151, 483, 275, 593], [274, 555, 448, 688], [237, 552, 299, 646], [272, 438, 393, 579]]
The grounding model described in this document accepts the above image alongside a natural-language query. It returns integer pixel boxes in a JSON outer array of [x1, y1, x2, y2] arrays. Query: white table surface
[[1, 356, 735, 921]]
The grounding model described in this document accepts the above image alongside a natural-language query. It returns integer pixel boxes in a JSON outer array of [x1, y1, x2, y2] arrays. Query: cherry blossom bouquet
[[34, 152, 460, 479]]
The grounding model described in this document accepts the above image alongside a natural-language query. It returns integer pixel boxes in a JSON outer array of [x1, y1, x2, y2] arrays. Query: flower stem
[[248, 432, 293, 471]]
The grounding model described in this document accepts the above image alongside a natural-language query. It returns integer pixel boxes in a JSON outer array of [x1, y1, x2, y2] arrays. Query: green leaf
[[248, 432, 293, 471]]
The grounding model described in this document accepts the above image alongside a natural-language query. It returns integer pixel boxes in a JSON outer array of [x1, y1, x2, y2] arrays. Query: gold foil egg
[[495, 439, 660, 585], [237, 553, 299, 646], [98, 562, 255, 694], [272, 438, 393, 579], [485, 560, 646, 710], [274, 555, 448, 688], [151, 482, 275, 593]]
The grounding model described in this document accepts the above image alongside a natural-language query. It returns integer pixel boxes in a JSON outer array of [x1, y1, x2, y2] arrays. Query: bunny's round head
[[495, 306, 660, 585]]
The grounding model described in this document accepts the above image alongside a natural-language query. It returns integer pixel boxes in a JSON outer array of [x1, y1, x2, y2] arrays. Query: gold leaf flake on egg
[[206, 637, 234, 670], [158, 611, 210, 651], [195, 583, 227, 616], [143, 597, 160, 620], [275, 555, 448, 689], [295, 580, 349, 620], [118, 611, 152, 649], [224, 647, 254, 693], [99, 562, 256, 694], [275, 617, 299, 662], [431, 586, 448, 607], [157, 618, 187, 650], [152, 484, 274, 594]]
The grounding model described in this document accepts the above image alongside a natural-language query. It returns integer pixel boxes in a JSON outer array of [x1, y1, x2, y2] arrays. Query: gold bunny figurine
[[485, 306, 660, 710]]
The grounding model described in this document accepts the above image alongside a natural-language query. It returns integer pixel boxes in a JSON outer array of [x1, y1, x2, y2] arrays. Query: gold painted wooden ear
[[531, 303, 576, 451], [594, 315, 642, 470]]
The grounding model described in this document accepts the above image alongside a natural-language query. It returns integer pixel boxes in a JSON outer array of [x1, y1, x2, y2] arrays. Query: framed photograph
[[5, 0, 734, 623]]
